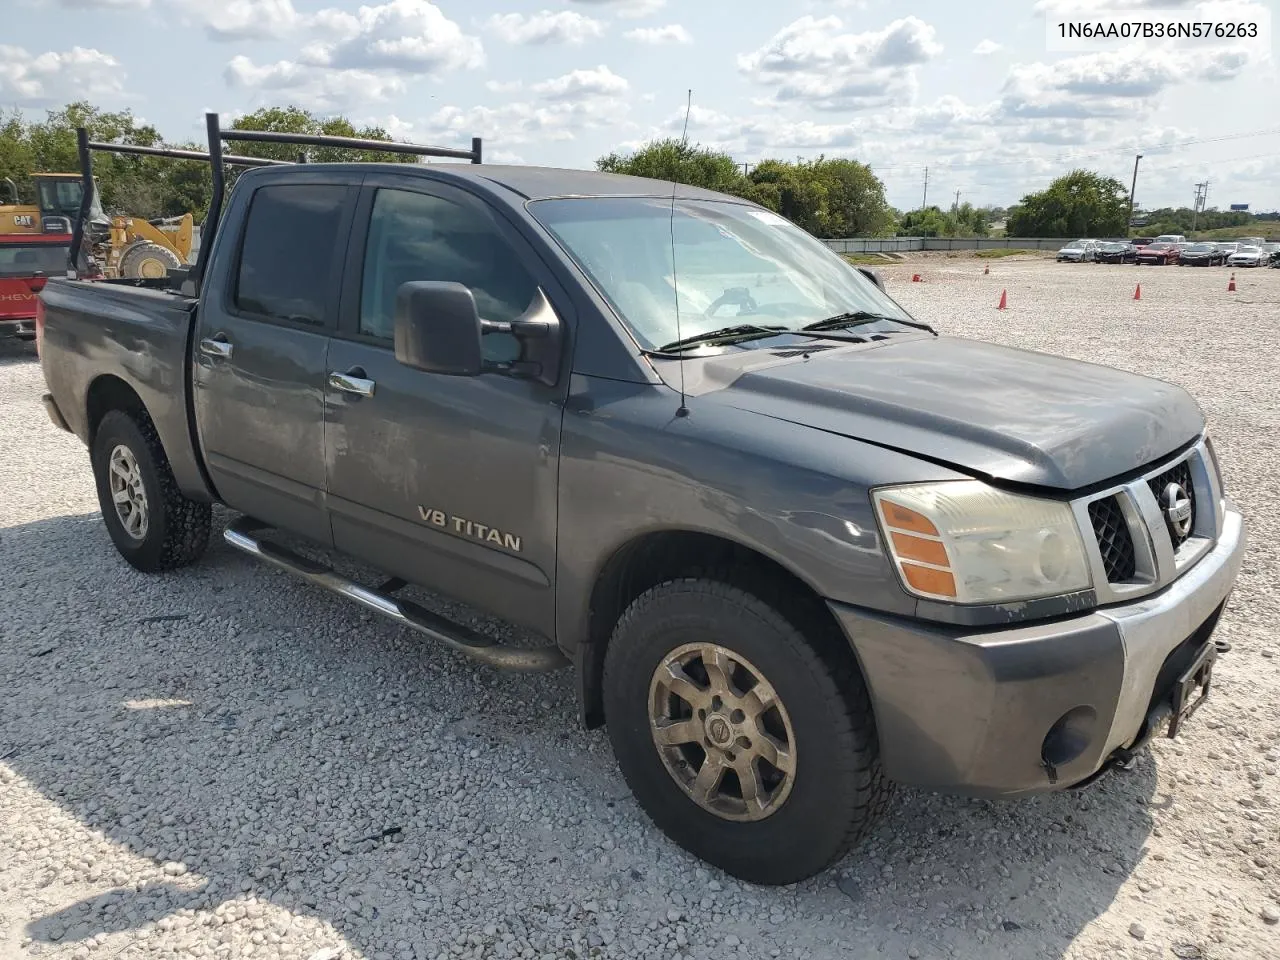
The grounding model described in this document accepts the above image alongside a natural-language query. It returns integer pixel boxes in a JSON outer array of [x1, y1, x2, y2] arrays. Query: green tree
[[1006, 169, 1130, 237], [596, 137, 749, 195], [227, 106, 420, 165]]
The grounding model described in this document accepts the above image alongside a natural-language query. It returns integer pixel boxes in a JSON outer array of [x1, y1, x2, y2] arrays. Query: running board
[[222, 517, 569, 672]]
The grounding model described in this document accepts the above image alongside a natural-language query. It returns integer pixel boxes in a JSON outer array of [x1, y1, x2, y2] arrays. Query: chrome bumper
[[1097, 502, 1246, 756]]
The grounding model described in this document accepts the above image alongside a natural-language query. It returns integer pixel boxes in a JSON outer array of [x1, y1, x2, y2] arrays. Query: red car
[[1134, 241, 1180, 265], [0, 234, 72, 340]]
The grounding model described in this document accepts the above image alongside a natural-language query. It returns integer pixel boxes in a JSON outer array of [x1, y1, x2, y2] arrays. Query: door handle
[[328, 371, 376, 397], [199, 337, 232, 359]]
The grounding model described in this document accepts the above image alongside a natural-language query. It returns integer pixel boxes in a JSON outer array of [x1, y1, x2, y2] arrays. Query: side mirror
[[394, 281, 564, 387], [395, 281, 484, 376], [857, 266, 886, 292]]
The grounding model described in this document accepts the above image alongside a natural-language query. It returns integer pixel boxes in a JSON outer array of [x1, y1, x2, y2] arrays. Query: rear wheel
[[91, 409, 211, 572], [119, 241, 181, 280], [603, 577, 887, 885]]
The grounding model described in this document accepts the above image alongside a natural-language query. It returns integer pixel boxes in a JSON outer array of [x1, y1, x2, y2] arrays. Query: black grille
[[1088, 496, 1137, 582], [1147, 459, 1196, 549]]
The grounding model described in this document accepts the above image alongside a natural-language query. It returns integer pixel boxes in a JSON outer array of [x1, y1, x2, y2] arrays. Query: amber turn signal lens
[[878, 500, 939, 536], [890, 532, 948, 566], [875, 494, 956, 598], [901, 563, 957, 597]]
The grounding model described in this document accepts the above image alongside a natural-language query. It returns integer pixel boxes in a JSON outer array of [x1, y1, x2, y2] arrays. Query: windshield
[[528, 197, 915, 351], [1187, 244, 1213, 252], [1101, 243, 1125, 250], [0, 242, 68, 277], [1237, 246, 1260, 254], [35, 178, 106, 221]]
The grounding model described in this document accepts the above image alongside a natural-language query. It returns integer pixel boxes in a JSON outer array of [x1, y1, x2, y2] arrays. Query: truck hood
[[707, 335, 1204, 489]]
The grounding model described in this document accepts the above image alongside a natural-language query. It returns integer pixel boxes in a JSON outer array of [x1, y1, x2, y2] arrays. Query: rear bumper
[[830, 502, 1246, 797], [0, 317, 36, 339]]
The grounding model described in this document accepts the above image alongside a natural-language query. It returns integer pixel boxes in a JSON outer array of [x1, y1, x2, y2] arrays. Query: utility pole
[[921, 166, 929, 210], [1127, 154, 1143, 230], [1192, 181, 1207, 232], [953, 189, 961, 214]]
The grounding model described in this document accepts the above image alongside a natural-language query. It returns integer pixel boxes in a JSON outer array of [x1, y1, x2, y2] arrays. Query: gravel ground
[[2, 260, 1279, 960]]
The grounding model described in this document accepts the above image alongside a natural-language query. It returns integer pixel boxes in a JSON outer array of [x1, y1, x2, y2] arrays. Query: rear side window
[[235, 184, 346, 325]]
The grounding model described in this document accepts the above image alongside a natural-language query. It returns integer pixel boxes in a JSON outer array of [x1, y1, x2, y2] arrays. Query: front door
[[324, 176, 571, 636], [192, 178, 358, 544]]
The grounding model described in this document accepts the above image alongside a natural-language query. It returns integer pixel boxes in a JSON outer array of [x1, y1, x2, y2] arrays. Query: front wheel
[[603, 578, 887, 885], [91, 409, 212, 572]]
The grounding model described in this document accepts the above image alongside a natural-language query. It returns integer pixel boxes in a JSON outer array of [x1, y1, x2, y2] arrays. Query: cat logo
[[13, 215, 34, 227], [418, 506, 522, 552]]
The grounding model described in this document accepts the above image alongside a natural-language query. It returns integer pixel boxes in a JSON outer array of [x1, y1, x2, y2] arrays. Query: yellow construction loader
[[0, 172, 192, 278]]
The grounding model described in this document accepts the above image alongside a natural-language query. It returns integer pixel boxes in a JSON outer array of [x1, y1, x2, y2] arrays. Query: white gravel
[[2, 259, 1278, 960]]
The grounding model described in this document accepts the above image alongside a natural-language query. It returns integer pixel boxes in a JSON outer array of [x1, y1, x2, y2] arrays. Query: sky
[[6, 0, 1279, 213]]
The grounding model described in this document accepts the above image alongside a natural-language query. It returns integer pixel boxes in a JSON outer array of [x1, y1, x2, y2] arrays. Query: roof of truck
[[257, 162, 745, 203]]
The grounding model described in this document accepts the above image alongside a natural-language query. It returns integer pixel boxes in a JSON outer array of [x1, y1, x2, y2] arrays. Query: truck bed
[[39, 278, 214, 503]]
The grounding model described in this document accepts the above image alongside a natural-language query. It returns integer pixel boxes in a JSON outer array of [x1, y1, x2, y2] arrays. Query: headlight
[[872, 481, 1092, 604]]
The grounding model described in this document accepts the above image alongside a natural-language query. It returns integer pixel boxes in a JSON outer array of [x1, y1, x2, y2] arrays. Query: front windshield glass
[[528, 197, 915, 351], [1187, 244, 1213, 252]]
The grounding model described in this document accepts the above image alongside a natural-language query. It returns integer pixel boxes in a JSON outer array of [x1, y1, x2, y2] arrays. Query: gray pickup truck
[[37, 120, 1246, 886]]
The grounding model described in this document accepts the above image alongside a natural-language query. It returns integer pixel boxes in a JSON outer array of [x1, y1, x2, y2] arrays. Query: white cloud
[[738, 15, 943, 110], [418, 65, 631, 146], [624, 24, 692, 44], [531, 65, 629, 100], [302, 0, 484, 73], [486, 79, 525, 93], [485, 10, 606, 45], [224, 55, 406, 111], [0, 45, 125, 106], [1000, 47, 1253, 119], [973, 39, 1002, 56], [193, 0, 303, 41], [56, 0, 148, 6], [566, 0, 666, 19]]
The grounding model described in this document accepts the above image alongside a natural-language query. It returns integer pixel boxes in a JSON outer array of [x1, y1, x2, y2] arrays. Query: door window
[[359, 189, 536, 362], [234, 184, 348, 326]]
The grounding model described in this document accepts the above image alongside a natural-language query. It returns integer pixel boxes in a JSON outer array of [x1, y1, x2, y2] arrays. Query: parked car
[[1227, 245, 1268, 268], [1214, 242, 1239, 259], [1057, 239, 1098, 262], [1178, 243, 1225, 267], [1135, 241, 1179, 265], [0, 234, 71, 340], [1260, 242, 1280, 267], [1130, 237, 1156, 247], [1096, 242, 1136, 263], [38, 118, 1248, 885], [1153, 234, 1187, 245]]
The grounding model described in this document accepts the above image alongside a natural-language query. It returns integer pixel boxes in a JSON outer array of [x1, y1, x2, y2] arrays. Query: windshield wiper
[[802, 311, 936, 336], [653, 323, 789, 353]]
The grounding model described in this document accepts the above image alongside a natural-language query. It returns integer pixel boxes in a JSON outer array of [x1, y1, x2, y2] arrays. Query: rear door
[[322, 174, 572, 635], [192, 175, 359, 544]]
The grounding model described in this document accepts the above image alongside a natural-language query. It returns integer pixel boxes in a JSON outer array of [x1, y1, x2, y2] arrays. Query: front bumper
[[830, 502, 1246, 797]]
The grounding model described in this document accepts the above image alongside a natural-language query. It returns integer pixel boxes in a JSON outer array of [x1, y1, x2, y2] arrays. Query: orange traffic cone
[[983, 265, 989, 275], [1134, 283, 1141, 300], [1228, 273, 1236, 292], [997, 289, 1007, 310], [912, 273, 922, 282]]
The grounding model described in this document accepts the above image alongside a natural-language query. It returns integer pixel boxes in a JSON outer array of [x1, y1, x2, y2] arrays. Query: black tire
[[91, 409, 211, 572], [119, 241, 181, 280], [602, 577, 888, 885]]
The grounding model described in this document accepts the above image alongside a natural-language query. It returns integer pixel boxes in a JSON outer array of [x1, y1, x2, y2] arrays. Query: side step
[[222, 516, 569, 672]]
